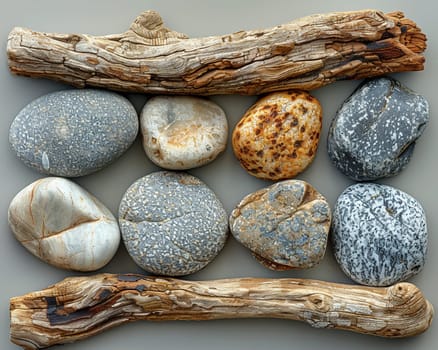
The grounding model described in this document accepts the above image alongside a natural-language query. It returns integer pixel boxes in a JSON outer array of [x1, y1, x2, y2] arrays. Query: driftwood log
[[10, 274, 433, 349], [7, 10, 426, 95]]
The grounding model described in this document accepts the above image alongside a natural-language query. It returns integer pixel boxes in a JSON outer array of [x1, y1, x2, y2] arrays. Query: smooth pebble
[[327, 77, 429, 181], [140, 96, 228, 170], [8, 177, 120, 271], [232, 91, 322, 180], [118, 171, 228, 276], [230, 180, 331, 270], [331, 183, 427, 286], [9, 89, 138, 177]]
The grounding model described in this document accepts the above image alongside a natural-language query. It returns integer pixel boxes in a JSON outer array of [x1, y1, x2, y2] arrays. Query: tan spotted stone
[[232, 91, 322, 180]]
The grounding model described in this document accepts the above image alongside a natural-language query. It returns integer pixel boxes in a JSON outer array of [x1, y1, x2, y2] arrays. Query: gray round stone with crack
[[327, 77, 429, 181], [118, 171, 228, 276], [9, 89, 138, 177], [331, 183, 428, 286]]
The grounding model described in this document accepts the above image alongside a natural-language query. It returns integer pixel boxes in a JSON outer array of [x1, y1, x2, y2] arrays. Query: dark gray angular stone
[[327, 77, 429, 181], [118, 171, 228, 276], [229, 180, 331, 270], [9, 89, 138, 177], [331, 183, 427, 286]]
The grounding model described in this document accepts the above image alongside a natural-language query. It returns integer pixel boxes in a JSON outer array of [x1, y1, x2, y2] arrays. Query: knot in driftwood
[[127, 10, 188, 45]]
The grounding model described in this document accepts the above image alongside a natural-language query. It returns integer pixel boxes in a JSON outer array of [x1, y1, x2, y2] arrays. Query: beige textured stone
[[141, 96, 228, 170]]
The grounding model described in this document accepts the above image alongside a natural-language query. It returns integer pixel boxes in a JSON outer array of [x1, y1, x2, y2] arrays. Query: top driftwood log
[[7, 10, 426, 95], [10, 274, 433, 349]]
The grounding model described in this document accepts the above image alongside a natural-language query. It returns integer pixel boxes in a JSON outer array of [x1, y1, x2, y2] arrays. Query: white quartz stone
[[8, 177, 120, 271], [140, 96, 228, 170]]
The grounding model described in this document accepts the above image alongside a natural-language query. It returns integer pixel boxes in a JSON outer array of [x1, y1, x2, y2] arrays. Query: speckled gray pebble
[[327, 77, 429, 181], [331, 183, 427, 286], [229, 180, 331, 270], [118, 171, 228, 276], [9, 89, 138, 177]]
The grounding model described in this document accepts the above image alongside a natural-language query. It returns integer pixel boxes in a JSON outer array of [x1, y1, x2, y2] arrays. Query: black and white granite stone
[[9, 89, 138, 177], [118, 171, 228, 276], [229, 180, 331, 270], [331, 183, 427, 286], [327, 77, 429, 181]]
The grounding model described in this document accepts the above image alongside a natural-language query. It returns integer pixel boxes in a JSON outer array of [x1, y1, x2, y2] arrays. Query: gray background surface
[[0, 0, 436, 349]]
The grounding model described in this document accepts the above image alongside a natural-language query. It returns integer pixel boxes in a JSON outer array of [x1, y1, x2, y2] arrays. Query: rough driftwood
[[10, 274, 433, 349], [7, 10, 426, 95]]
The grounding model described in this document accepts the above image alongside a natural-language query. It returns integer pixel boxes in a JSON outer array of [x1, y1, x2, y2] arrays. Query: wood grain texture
[[7, 10, 426, 95], [10, 274, 433, 349]]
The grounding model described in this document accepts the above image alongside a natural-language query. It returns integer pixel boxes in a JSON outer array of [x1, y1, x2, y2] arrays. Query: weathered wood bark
[[10, 274, 433, 349], [7, 10, 426, 95]]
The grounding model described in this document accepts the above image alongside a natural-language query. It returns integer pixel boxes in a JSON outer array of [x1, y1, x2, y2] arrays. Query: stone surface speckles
[[140, 96, 228, 170], [331, 183, 428, 286], [232, 91, 322, 180], [9, 89, 139, 177], [229, 180, 331, 270], [8, 177, 120, 271], [118, 171, 228, 276], [327, 77, 429, 181]]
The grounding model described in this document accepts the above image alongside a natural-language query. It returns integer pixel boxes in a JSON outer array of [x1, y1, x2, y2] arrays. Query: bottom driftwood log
[[10, 274, 434, 349]]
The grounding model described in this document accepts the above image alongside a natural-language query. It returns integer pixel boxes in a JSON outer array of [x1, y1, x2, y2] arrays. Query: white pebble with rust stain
[[8, 177, 120, 271], [140, 96, 228, 170]]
